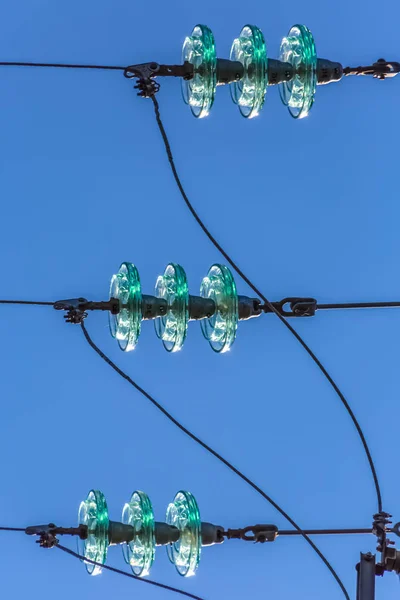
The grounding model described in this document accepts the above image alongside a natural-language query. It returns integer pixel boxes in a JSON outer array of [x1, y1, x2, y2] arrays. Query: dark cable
[[81, 321, 350, 600], [0, 300, 54, 306], [55, 544, 204, 599], [0, 526, 25, 531], [317, 301, 400, 311], [150, 94, 383, 515], [0, 61, 125, 71], [278, 528, 373, 537]]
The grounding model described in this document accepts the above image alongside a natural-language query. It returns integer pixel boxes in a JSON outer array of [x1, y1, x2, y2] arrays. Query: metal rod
[[356, 553, 376, 600]]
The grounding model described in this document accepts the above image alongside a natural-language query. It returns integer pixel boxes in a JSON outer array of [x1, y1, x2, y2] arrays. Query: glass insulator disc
[[279, 24, 317, 119], [122, 490, 155, 577], [77, 490, 109, 576], [200, 264, 238, 353], [230, 24, 267, 118], [154, 263, 189, 353], [108, 262, 142, 352], [181, 24, 217, 118], [166, 491, 201, 577]]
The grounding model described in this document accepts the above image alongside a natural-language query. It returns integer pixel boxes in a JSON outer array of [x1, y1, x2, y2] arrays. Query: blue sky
[[0, 0, 398, 598]]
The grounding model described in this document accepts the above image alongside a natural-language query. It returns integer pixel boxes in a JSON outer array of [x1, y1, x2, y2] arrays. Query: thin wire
[[0, 526, 25, 531], [55, 544, 204, 600], [81, 321, 350, 600], [0, 300, 54, 306], [0, 61, 125, 71], [317, 301, 400, 311], [150, 94, 383, 515], [278, 528, 373, 536]]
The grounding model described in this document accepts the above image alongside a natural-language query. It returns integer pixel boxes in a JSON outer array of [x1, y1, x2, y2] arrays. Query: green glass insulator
[[279, 24, 317, 119], [230, 25, 267, 118], [181, 24, 217, 118], [122, 491, 155, 577], [154, 263, 189, 353], [166, 491, 201, 577], [77, 490, 109, 576], [200, 264, 238, 353], [108, 262, 142, 352]]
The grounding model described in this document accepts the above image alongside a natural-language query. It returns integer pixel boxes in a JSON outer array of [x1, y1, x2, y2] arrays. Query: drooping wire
[[56, 544, 204, 600], [150, 94, 383, 515], [81, 321, 350, 600], [0, 70, 382, 510], [0, 527, 204, 598]]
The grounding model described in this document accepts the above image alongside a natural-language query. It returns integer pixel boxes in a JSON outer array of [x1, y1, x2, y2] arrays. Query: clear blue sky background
[[0, 1, 398, 599]]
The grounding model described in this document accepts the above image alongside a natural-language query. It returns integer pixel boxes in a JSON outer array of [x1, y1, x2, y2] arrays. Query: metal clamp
[[261, 298, 318, 318], [25, 523, 88, 548], [391, 522, 400, 538], [224, 524, 278, 543], [53, 297, 89, 324], [54, 297, 119, 324], [123, 61, 194, 97], [344, 58, 400, 79], [373, 512, 394, 559]]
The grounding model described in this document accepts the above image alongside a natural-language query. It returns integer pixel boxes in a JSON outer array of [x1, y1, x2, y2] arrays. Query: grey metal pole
[[356, 553, 376, 600]]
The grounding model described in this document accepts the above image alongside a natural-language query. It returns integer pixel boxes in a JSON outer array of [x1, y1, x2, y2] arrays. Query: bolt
[[257, 535, 266, 543]]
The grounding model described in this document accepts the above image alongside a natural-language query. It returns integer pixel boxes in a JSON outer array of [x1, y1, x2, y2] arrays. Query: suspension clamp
[[123, 61, 194, 97], [224, 524, 278, 543], [25, 523, 88, 548], [53, 297, 119, 324], [344, 58, 400, 79], [261, 298, 318, 317], [373, 512, 394, 556]]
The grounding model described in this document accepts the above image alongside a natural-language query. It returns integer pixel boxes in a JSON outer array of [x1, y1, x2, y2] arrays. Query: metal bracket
[[224, 524, 278, 543], [344, 58, 400, 79], [383, 547, 400, 574], [391, 522, 400, 538], [261, 298, 317, 318], [25, 523, 88, 548], [53, 297, 88, 324], [53, 297, 119, 324], [373, 512, 394, 563], [123, 61, 194, 97]]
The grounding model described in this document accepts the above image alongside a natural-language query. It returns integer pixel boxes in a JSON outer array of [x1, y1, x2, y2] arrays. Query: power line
[[0, 74, 383, 517], [150, 94, 383, 516], [317, 301, 400, 311], [0, 68, 380, 598], [56, 544, 204, 600], [0, 300, 54, 306], [81, 320, 350, 600], [0, 526, 204, 599], [0, 61, 125, 71]]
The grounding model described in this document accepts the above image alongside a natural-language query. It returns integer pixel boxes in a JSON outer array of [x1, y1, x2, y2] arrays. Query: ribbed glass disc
[[154, 263, 189, 352], [230, 25, 267, 118], [108, 262, 142, 352], [122, 491, 155, 577], [200, 264, 238, 353], [166, 491, 201, 577], [77, 490, 109, 576], [181, 24, 217, 118], [279, 24, 317, 119]]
